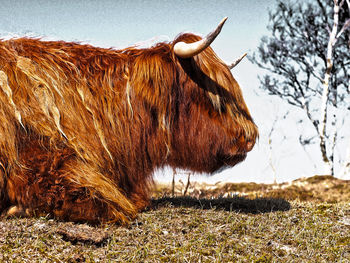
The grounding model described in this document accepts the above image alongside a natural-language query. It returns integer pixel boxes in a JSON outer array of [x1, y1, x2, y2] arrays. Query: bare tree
[[251, 0, 350, 176]]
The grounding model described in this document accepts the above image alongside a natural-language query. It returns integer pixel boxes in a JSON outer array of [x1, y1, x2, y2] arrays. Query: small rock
[[56, 223, 110, 246]]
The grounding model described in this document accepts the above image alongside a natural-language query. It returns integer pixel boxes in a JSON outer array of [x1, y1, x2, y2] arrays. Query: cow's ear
[[173, 17, 227, 58]]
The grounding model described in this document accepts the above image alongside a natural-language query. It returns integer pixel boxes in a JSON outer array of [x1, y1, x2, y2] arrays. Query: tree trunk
[[319, 0, 343, 175]]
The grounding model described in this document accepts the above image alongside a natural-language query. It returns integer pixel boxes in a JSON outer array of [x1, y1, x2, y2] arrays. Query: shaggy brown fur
[[0, 32, 258, 224]]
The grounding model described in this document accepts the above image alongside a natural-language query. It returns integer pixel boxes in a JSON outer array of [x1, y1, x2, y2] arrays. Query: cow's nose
[[245, 141, 254, 152], [232, 136, 255, 154]]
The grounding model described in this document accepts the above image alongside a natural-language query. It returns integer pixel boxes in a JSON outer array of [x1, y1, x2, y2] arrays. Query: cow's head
[[167, 17, 258, 173]]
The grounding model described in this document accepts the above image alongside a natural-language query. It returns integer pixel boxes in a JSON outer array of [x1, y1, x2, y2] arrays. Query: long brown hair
[[0, 34, 257, 223]]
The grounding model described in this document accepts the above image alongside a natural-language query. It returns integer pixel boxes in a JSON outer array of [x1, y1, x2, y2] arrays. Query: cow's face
[[168, 32, 258, 173]]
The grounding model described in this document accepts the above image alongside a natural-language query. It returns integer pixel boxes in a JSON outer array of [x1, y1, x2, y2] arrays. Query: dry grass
[[0, 175, 349, 262], [155, 175, 350, 203]]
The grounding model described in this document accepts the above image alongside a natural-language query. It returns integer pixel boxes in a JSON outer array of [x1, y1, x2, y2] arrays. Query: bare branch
[[171, 168, 176, 197], [183, 172, 191, 195], [337, 18, 350, 38]]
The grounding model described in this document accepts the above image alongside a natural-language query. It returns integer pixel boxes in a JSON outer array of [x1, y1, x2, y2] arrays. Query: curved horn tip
[[220, 17, 228, 26], [209, 17, 228, 41], [173, 17, 229, 58]]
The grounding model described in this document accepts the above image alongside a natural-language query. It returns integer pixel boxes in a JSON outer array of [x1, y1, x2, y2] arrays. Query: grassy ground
[[0, 176, 349, 262]]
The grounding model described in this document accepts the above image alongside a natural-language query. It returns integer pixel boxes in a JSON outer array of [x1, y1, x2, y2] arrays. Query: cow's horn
[[174, 17, 228, 58], [229, 52, 247, 69]]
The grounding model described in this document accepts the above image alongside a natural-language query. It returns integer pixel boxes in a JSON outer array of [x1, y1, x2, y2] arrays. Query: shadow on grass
[[151, 196, 291, 214]]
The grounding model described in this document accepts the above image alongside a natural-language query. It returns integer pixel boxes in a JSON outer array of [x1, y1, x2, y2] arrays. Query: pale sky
[[0, 0, 329, 183]]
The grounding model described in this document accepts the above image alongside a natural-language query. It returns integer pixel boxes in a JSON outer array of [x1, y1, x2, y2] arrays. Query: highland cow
[[0, 18, 258, 224]]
